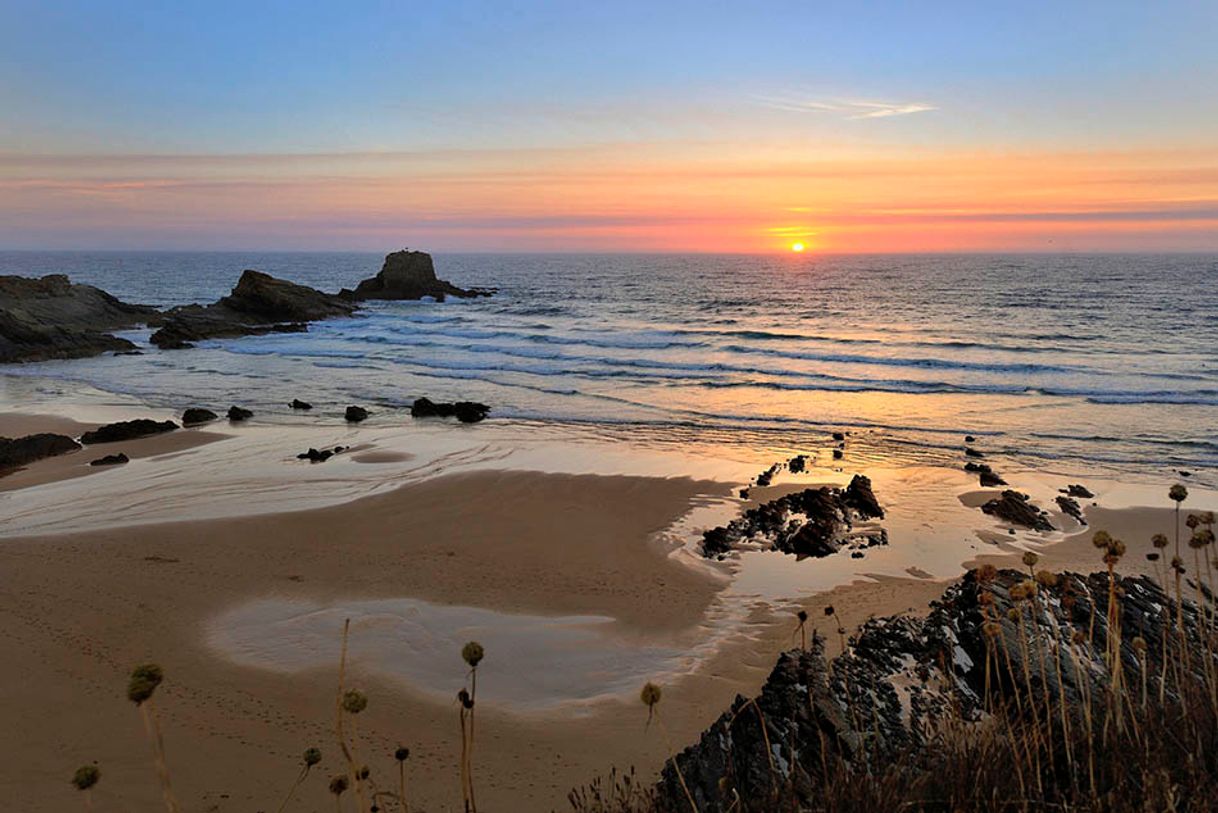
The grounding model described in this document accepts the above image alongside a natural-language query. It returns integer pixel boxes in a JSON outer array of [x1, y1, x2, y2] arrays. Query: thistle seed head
[[394, 746, 410, 762], [127, 663, 164, 705], [341, 690, 368, 715], [303, 747, 322, 767], [1187, 514, 1201, 529], [462, 641, 485, 668], [1169, 484, 1188, 504], [1091, 530, 1113, 549], [976, 565, 998, 583], [71, 765, 100, 791], [1035, 570, 1059, 588], [640, 682, 662, 708], [1152, 533, 1169, 549], [1021, 551, 1039, 568], [329, 775, 349, 796], [796, 610, 808, 623]]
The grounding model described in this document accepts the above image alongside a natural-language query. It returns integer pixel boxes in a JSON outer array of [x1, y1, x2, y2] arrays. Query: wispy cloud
[[757, 95, 936, 119]]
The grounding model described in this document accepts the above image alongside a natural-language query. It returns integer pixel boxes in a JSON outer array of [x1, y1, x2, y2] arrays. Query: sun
[[791, 242, 806, 253]]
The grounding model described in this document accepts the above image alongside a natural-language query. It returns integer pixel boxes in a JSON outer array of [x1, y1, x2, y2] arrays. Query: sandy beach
[[2, 405, 1214, 812]]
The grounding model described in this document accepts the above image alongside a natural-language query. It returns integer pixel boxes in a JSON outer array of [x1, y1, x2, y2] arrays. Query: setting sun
[[791, 242, 806, 253]]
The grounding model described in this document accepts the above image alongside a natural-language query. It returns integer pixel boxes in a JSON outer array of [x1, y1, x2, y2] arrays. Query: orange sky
[[4, 142, 1217, 252]]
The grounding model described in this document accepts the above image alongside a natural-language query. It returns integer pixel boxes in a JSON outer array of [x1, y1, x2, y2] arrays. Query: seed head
[[1091, 530, 1113, 549], [796, 610, 808, 623], [1195, 529, 1215, 547], [1172, 555, 1185, 573], [458, 688, 473, 709], [127, 663, 164, 705], [1035, 570, 1059, 588], [329, 775, 349, 796], [394, 746, 410, 762], [1200, 511, 1215, 526], [303, 747, 322, 767], [1132, 636, 1147, 653], [1187, 514, 1201, 529], [462, 641, 485, 668], [1152, 533, 1169, 549], [71, 765, 100, 791], [1022, 551, 1040, 568], [976, 564, 998, 583], [341, 690, 367, 715], [1169, 485, 1188, 504], [982, 621, 1002, 638], [357, 765, 370, 781], [823, 605, 835, 617], [640, 682, 662, 708]]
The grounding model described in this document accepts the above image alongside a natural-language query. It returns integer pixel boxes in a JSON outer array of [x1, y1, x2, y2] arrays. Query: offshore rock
[[342, 250, 490, 302], [150, 270, 355, 349], [0, 274, 159, 362], [182, 408, 218, 426], [80, 419, 177, 445], [227, 406, 253, 422], [409, 397, 489, 423], [345, 405, 370, 423]]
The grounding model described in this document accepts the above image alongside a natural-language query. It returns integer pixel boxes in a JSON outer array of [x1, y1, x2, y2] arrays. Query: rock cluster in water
[[340, 250, 492, 302], [655, 568, 1208, 812], [0, 274, 159, 362], [410, 397, 490, 423], [702, 474, 885, 559]]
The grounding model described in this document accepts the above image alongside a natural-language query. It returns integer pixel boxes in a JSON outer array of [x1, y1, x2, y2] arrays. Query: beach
[[3, 398, 1214, 812]]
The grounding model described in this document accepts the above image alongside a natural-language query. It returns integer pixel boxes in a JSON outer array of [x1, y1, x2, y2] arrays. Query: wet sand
[[3, 407, 1214, 812]]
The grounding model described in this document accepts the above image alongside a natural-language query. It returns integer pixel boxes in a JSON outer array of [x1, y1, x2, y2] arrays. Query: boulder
[[1065, 483, 1094, 499], [980, 489, 1054, 531], [90, 453, 129, 467], [1056, 494, 1086, 524], [150, 270, 356, 349], [964, 447, 984, 458], [843, 474, 884, 519], [341, 250, 491, 302], [289, 399, 313, 410], [0, 274, 159, 363], [409, 398, 489, 423], [227, 406, 253, 422], [79, 419, 177, 445], [979, 470, 1007, 488], [345, 405, 369, 423], [0, 433, 81, 468], [181, 408, 218, 426], [788, 454, 808, 474], [832, 448, 843, 460]]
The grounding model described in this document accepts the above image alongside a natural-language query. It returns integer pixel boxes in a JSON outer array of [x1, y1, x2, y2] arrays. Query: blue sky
[[2, 1, 1217, 250]]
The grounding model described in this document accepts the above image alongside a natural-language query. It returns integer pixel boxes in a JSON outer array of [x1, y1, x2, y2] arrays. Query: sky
[[2, 0, 1217, 252]]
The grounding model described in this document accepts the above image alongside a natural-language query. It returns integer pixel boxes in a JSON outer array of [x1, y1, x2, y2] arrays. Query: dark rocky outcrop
[[0, 433, 81, 469], [980, 489, 1054, 531], [409, 398, 489, 423], [90, 453, 129, 467], [344, 405, 369, 423], [226, 406, 253, 421], [297, 446, 347, 463], [702, 475, 885, 560], [788, 454, 808, 474], [754, 463, 780, 487], [655, 568, 1208, 812], [79, 419, 177, 445], [290, 399, 313, 410], [964, 447, 984, 458], [979, 470, 1007, 488], [341, 250, 491, 302], [182, 408, 218, 426], [0, 274, 159, 363], [1064, 483, 1094, 499], [1056, 494, 1086, 524], [150, 270, 356, 349]]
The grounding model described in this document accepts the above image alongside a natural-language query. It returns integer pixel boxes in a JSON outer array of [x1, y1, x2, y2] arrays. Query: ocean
[[3, 251, 1216, 481]]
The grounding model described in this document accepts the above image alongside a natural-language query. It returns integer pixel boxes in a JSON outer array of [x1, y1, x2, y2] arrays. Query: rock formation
[[409, 397, 490, 423], [342, 250, 490, 302], [702, 474, 885, 559], [344, 405, 369, 423], [0, 433, 81, 469], [182, 408, 218, 426], [89, 453, 129, 467], [654, 568, 1208, 812], [0, 274, 159, 362], [150, 270, 357, 349], [79, 419, 177, 445], [227, 406, 253, 422], [980, 489, 1054, 531]]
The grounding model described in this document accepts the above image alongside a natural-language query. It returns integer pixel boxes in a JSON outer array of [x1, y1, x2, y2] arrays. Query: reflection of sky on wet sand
[[208, 597, 716, 712]]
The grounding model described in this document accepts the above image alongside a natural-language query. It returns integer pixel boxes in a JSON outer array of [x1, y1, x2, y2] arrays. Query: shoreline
[[2, 403, 1215, 811]]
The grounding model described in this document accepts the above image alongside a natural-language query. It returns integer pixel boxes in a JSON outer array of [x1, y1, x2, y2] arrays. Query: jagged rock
[[965, 435, 977, 442], [227, 406, 253, 422], [788, 454, 808, 474], [655, 569, 1209, 812], [1056, 495, 1086, 524], [1065, 484, 1094, 498], [831, 432, 846, 442], [79, 419, 177, 445], [341, 250, 491, 302], [182, 408, 218, 426], [979, 470, 1007, 488], [964, 447, 984, 458], [0, 433, 81, 468], [345, 405, 369, 423], [297, 446, 347, 463], [0, 274, 159, 362], [289, 399, 313, 410], [832, 448, 843, 460], [90, 453, 129, 467], [703, 475, 885, 560], [980, 490, 1054, 531], [150, 270, 356, 349], [409, 398, 489, 423], [755, 463, 780, 487]]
